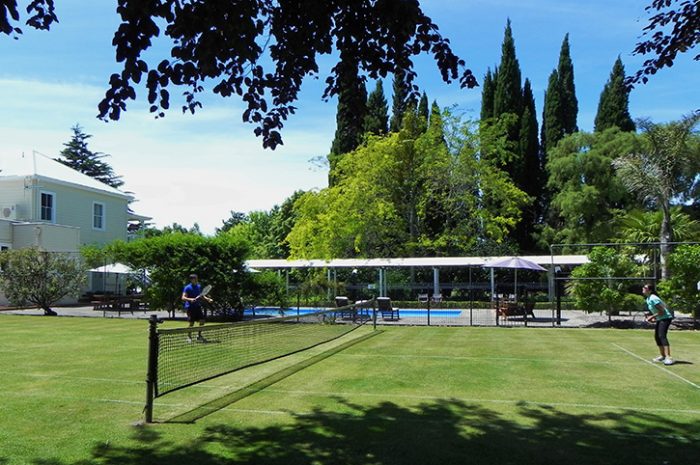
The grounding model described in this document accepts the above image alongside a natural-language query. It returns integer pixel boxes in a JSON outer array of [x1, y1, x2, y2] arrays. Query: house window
[[40, 192, 55, 222], [93, 202, 105, 230], [0, 245, 9, 251]]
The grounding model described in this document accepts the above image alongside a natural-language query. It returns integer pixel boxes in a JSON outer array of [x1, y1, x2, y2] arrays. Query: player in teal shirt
[[642, 284, 674, 365]]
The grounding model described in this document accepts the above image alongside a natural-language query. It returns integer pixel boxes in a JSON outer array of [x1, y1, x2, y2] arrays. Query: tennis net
[[151, 303, 374, 398]]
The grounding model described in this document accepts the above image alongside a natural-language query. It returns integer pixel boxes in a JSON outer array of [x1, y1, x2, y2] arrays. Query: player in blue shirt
[[182, 274, 212, 342], [642, 284, 674, 365]]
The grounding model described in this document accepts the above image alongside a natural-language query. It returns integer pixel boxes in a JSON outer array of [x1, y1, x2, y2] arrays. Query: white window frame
[[92, 202, 106, 231], [40, 191, 56, 223], [0, 243, 10, 251]]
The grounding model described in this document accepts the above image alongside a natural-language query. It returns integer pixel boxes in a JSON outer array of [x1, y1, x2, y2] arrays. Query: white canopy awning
[[246, 255, 588, 269]]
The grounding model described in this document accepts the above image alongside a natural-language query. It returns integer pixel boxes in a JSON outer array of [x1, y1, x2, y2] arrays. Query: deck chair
[[335, 296, 354, 319], [418, 293, 429, 303], [377, 297, 400, 320], [431, 293, 443, 304]]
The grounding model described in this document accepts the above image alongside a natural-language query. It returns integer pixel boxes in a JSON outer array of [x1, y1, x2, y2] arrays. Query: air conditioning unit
[[1, 205, 17, 220]]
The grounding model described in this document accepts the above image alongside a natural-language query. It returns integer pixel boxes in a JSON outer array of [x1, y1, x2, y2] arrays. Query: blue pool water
[[246, 307, 462, 318]]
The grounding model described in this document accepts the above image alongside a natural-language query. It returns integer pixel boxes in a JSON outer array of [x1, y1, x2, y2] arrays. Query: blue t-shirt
[[645, 294, 673, 320], [183, 283, 201, 309]]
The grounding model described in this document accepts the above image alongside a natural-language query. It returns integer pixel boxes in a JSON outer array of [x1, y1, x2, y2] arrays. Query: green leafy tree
[[55, 125, 124, 189], [0, 248, 87, 316], [1, 1, 477, 149], [615, 208, 700, 244], [594, 57, 636, 133], [543, 129, 640, 246], [363, 80, 389, 136], [658, 244, 700, 317], [218, 211, 248, 234], [570, 247, 642, 320], [110, 233, 249, 317], [288, 109, 528, 258], [612, 113, 700, 278]]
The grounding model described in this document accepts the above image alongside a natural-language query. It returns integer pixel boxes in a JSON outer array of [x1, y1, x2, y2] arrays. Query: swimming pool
[[246, 307, 463, 318]]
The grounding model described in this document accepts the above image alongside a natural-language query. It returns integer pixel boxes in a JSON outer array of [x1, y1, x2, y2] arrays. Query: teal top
[[645, 294, 673, 320]]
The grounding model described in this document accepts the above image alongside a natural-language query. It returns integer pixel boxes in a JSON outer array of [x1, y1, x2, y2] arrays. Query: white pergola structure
[[247, 255, 589, 299]]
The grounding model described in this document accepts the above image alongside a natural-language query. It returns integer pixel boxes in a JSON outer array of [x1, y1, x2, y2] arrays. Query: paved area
[[0, 305, 173, 320], [3, 305, 689, 329]]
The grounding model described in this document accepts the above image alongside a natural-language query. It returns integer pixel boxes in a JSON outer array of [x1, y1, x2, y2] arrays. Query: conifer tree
[[493, 20, 522, 118], [516, 79, 542, 251], [390, 70, 410, 132], [364, 80, 389, 135], [416, 91, 429, 133], [328, 61, 367, 185], [542, 69, 563, 155], [56, 125, 124, 189], [557, 34, 578, 134], [594, 57, 635, 133], [428, 100, 446, 145], [480, 68, 495, 121]]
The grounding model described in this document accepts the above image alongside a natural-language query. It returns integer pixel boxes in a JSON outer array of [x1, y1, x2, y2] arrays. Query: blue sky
[[0, 0, 697, 234]]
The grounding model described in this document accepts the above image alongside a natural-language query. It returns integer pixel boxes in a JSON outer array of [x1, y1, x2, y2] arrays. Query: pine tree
[[493, 20, 522, 118], [594, 57, 635, 132], [557, 34, 578, 134], [480, 68, 495, 121], [390, 69, 410, 132], [328, 60, 367, 185], [56, 125, 124, 189], [363, 80, 389, 135]]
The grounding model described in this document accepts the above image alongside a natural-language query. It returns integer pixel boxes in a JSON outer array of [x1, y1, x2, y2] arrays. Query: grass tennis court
[[1, 315, 699, 464]]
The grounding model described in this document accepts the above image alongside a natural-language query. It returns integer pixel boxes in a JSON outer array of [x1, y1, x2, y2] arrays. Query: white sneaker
[[652, 355, 664, 363], [663, 357, 674, 366]]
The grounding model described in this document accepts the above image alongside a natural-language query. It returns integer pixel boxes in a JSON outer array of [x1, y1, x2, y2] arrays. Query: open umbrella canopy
[[483, 257, 547, 271], [89, 263, 134, 274]]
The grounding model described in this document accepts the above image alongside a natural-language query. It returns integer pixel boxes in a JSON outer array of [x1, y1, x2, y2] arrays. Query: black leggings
[[654, 318, 672, 347]]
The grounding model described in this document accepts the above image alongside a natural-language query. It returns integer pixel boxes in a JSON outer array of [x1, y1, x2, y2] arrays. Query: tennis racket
[[195, 284, 213, 300]]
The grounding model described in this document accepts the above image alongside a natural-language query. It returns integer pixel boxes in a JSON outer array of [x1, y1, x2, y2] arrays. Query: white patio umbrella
[[483, 257, 547, 301]]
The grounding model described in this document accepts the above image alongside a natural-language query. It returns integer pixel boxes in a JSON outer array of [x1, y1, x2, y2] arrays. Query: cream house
[[0, 151, 150, 304]]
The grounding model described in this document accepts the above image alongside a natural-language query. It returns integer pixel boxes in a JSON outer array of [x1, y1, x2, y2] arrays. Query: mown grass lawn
[[1, 315, 698, 464]]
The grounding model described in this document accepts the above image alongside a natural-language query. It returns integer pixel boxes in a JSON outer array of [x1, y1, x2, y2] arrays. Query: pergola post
[[432, 267, 440, 298]]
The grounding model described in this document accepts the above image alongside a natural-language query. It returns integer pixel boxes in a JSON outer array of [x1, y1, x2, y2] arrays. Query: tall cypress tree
[[516, 79, 542, 251], [493, 20, 522, 118], [594, 57, 635, 132], [542, 69, 563, 155], [557, 34, 578, 134], [417, 91, 429, 133], [480, 68, 495, 121], [390, 69, 410, 132], [428, 100, 446, 145], [364, 80, 389, 135], [328, 59, 367, 185]]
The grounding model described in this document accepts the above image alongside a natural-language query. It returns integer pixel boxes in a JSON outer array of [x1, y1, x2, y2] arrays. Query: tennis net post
[[144, 314, 160, 423]]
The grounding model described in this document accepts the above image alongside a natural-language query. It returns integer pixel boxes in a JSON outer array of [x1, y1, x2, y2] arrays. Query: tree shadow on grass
[[36, 398, 700, 465]]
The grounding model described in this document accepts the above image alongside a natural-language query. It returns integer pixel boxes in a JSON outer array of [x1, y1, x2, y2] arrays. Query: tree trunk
[[659, 202, 674, 281], [42, 305, 57, 316]]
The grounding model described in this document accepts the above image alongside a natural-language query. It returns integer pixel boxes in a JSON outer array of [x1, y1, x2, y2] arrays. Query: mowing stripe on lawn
[[338, 353, 639, 365], [612, 343, 700, 390], [7, 390, 700, 417]]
